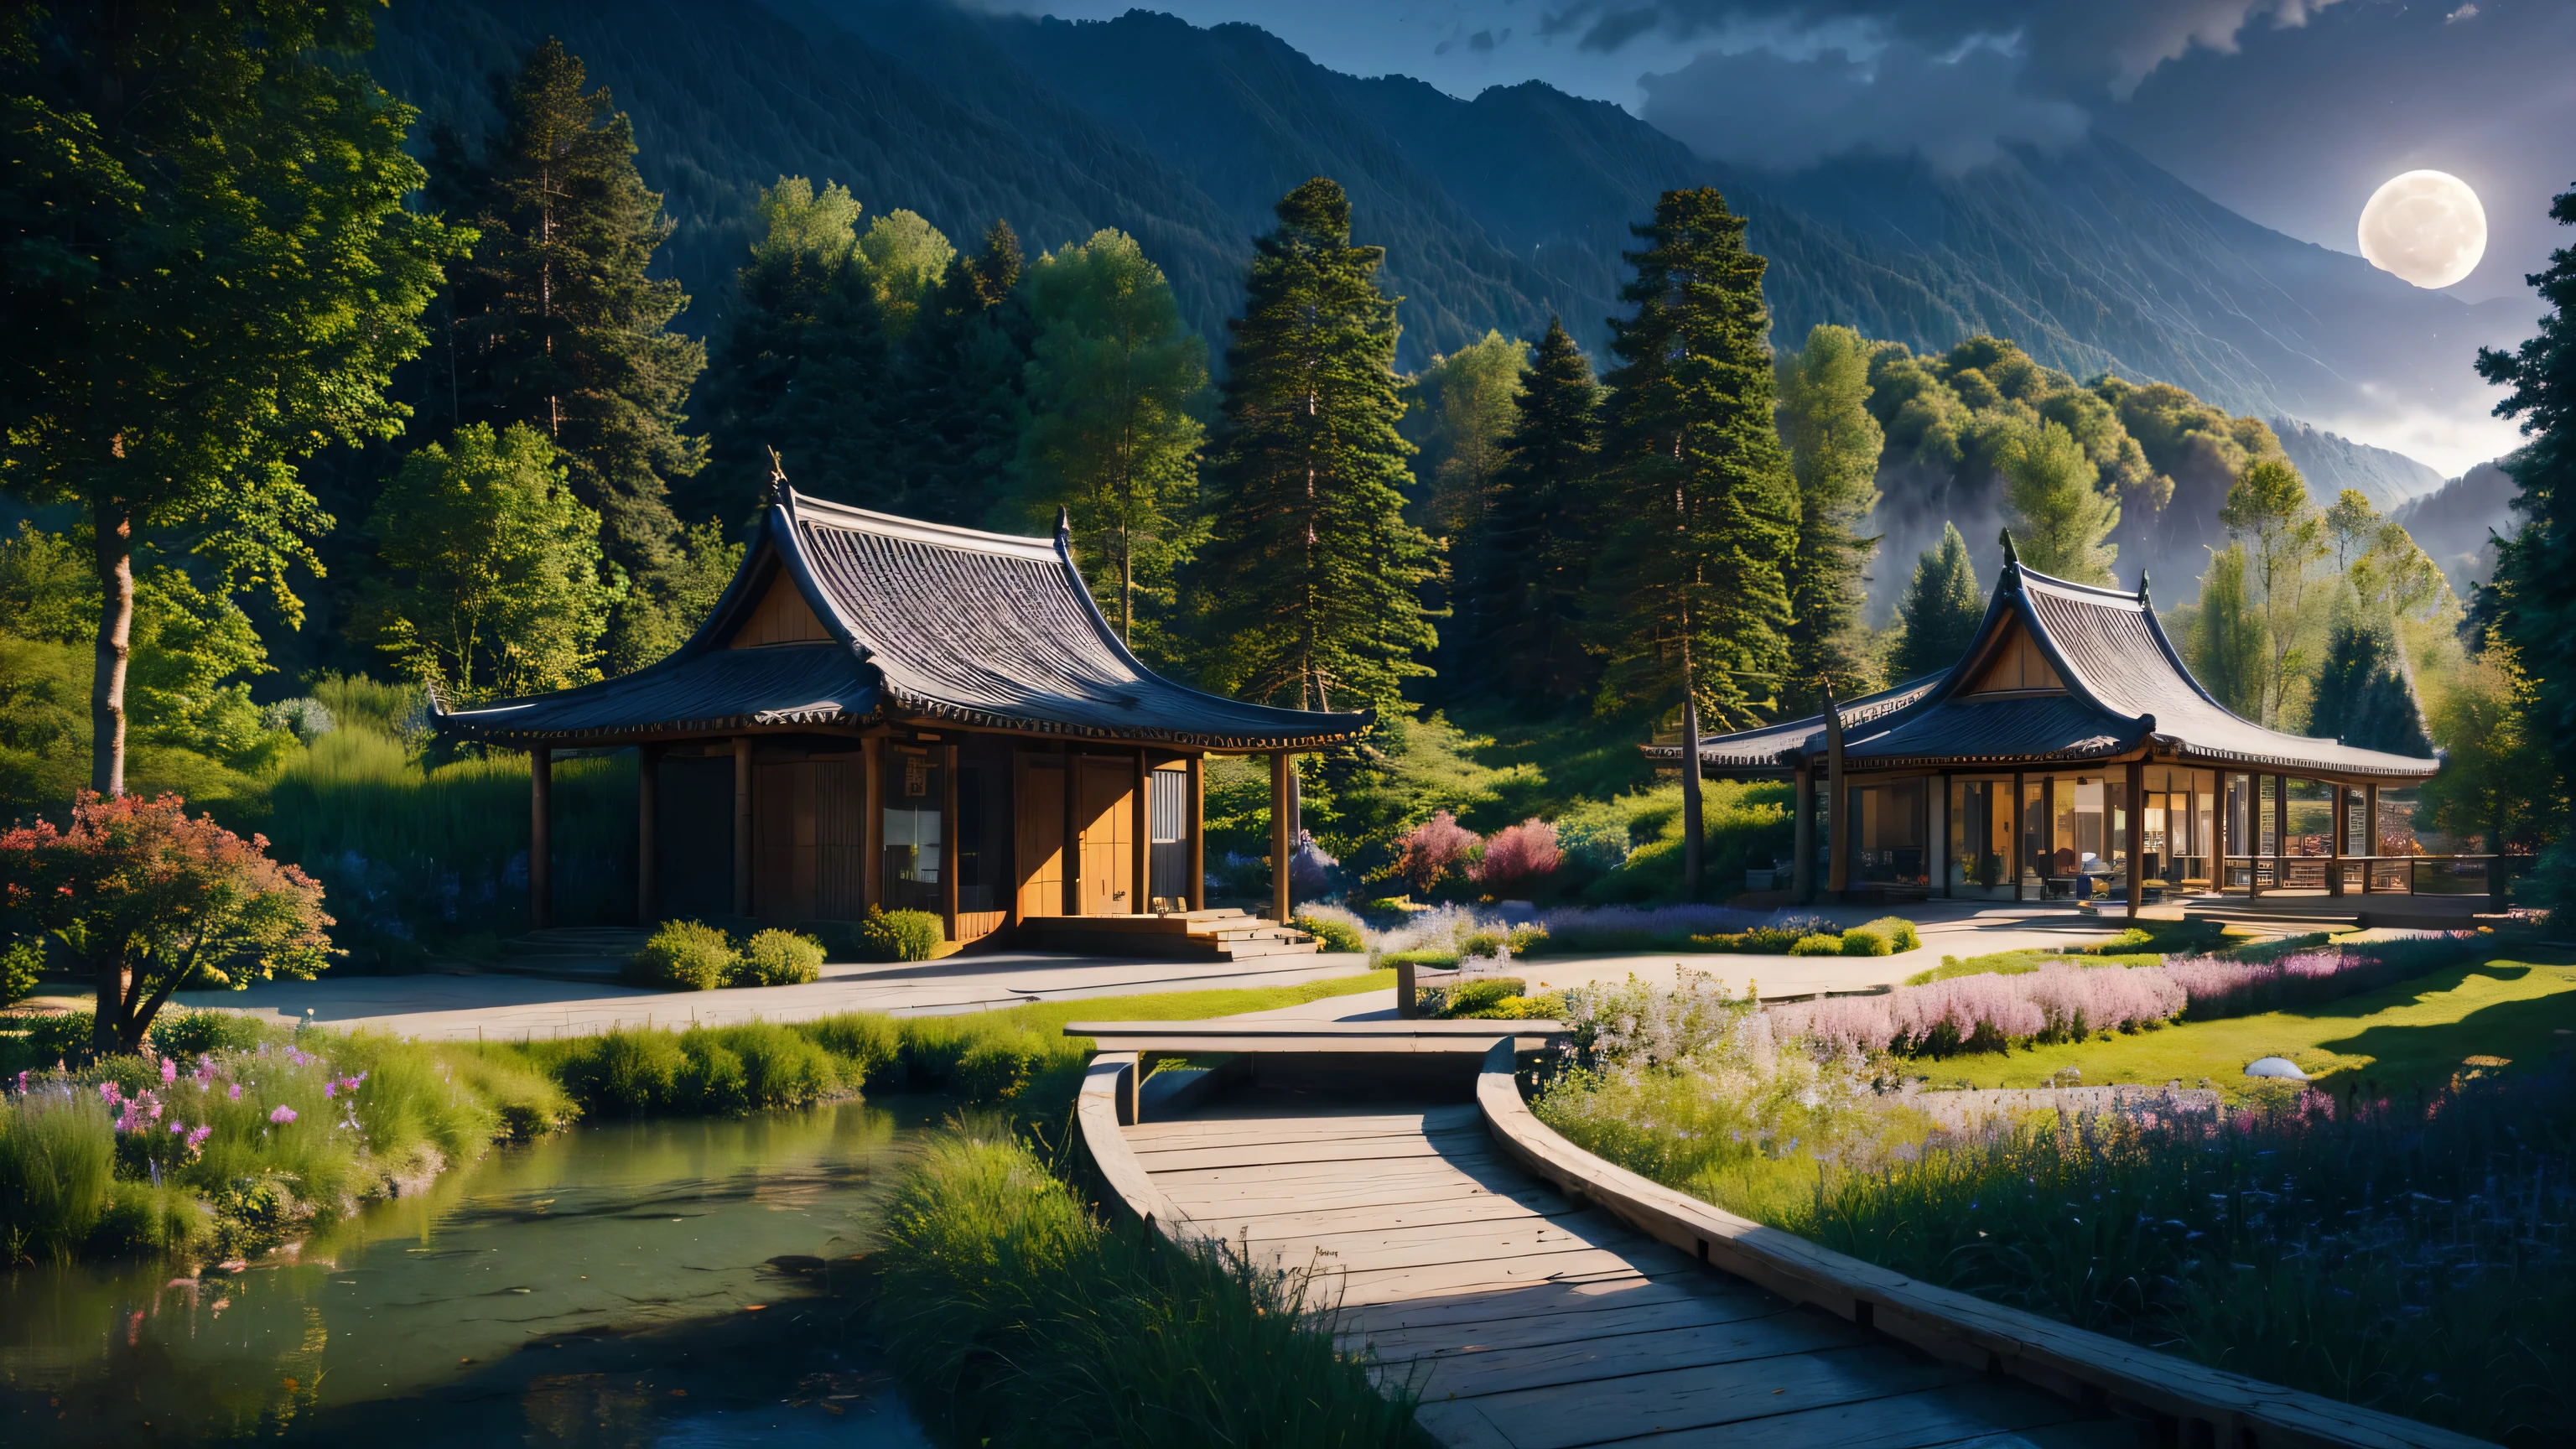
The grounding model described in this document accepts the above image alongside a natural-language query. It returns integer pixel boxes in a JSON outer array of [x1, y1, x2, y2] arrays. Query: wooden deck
[[1125, 1096, 2109, 1448]]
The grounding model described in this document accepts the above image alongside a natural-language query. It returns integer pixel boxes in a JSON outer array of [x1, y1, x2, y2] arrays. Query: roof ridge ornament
[[2137, 569, 2152, 605], [766, 446, 792, 506], [1997, 527, 2019, 571], [1056, 505, 1072, 543]]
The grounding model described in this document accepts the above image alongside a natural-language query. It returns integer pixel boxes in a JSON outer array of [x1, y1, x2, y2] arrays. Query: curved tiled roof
[[439, 486, 1372, 751], [1640, 675, 1943, 771], [1686, 557, 2438, 781]]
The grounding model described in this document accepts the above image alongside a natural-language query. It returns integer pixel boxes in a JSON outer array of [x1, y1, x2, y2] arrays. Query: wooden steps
[[1021, 908, 1322, 961]]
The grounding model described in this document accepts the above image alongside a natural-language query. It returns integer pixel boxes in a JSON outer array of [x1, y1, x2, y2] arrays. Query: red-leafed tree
[[1472, 819, 1562, 899], [2, 793, 333, 1057], [1387, 810, 1481, 896]]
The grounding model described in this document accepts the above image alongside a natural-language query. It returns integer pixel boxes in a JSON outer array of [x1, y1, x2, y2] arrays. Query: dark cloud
[[1639, 39, 2086, 171]]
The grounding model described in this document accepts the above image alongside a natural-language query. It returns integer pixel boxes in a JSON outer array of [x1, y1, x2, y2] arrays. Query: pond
[[1, 1100, 941, 1446]]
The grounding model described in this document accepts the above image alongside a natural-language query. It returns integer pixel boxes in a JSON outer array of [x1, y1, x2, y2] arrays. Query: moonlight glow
[[2358, 170, 2487, 289]]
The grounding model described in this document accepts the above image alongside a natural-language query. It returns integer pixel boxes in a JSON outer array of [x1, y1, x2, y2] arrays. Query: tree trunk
[[91, 951, 127, 1060], [90, 497, 135, 797]]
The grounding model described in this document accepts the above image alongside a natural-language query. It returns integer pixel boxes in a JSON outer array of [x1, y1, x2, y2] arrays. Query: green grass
[[1907, 954, 2576, 1098], [1904, 919, 2236, 985]]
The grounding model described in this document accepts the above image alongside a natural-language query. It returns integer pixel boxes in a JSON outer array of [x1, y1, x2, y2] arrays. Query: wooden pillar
[[1270, 750, 1293, 925], [1061, 741, 1081, 917], [860, 735, 885, 911], [2125, 757, 2145, 917], [732, 736, 754, 918], [1187, 755, 1207, 911], [2010, 771, 2027, 901], [528, 746, 553, 932], [2272, 774, 2290, 894], [2212, 772, 2229, 896], [2327, 782, 2345, 896], [942, 742, 960, 941], [2363, 783, 2380, 895], [1791, 766, 1815, 903], [1824, 709, 1849, 898], [1132, 750, 1152, 913], [636, 745, 659, 927]]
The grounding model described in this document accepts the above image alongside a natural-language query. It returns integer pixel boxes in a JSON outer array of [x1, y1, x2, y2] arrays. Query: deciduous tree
[[2002, 419, 2119, 585], [0, 0, 466, 797], [2187, 543, 2268, 718], [1775, 324, 1884, 709], [2220, 459, 2326, 726]]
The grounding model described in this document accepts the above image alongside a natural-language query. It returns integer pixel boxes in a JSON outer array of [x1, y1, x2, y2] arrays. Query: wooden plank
[[1076, 1053, 1182, 1226], [1124, 1104, 1482, 1144], [1196, 1186, 1587, 1238], [1390, 1311, 1863, 1402], [1619, 1379, 2100, 1449], [1157, 1175, 1549, 1219], [1128, 1118, 1491, 1155], [1411, 1400, 1519, 1449], [1343, 1290, 1790, 1365], [1435, 1344, 1961, 1449], [1324, 1251, 1655, 1307], [1334, 1275, 1754, 1345], [1130, 1131, 1491, 1172], [1472, 1039, 2495, 1449], [1233, 1218, 1654, 1277]]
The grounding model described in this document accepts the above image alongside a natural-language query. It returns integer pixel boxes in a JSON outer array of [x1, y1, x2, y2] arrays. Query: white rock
[[2243, 1056, 2309, 1081]]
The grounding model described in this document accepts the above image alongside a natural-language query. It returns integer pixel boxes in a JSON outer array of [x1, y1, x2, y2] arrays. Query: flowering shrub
[[1472, 819, 1561, 897], [1386, 811, 1479, 895], [1288, 832, 1339, 901], [1535, 902, 1764, 953]]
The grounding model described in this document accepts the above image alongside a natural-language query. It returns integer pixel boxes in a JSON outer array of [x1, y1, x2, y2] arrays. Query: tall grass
[[874, 1119, 1426, 1448], [0, 1085, 114, 1261], [261, 724, 637, 945]]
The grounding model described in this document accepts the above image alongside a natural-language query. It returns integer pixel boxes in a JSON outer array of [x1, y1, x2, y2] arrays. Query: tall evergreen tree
[[0, 0, 466, 794], [437, 39, 707, 579], [2189, 542, 2267, 717], [2002, 418, 2119, 584], [697, 177, 894, 523], [886, 220, 1030, 525], [1196, 179, 1436, 714], [1593, 188, 1800, 731], [1775, 324, 1884, 709], [1463, 318, 1603, 701], [2478, 178, 2576, 799], [1019, 230, 1209, 661], [2309, 614, 2432, 756], [1889, 522, 1983, 681]]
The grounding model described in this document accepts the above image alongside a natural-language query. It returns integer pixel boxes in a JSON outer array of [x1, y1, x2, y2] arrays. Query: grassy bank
[[1529, 964, 2576, 1445], [875, 1116, 1427, 1448], [0, 970, 1394, 1266]]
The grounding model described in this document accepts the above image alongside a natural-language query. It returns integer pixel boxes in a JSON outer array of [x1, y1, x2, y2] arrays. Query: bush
[[955, 1034, 1044, 1104], [704, 1022, 842, 1109], [857, 906, 945, 963], [1381, 948, 1461, 969], [798, 1011, 903, 1089], [89, 1180, 212, 1259], [2, 939, 39, 1006], [1386, 809, 1479, 895], [1505, 923, 1550, 956], [1292, 913, 1365, 953], [1788, 933, 1846, 956], [148, 1006, 278, 1058], [626, 920, 739, 990], [555, 1026, 688, 1114], [736, 929, 824, 986], [1472, 818, 1561, 896], [14, 1010, 95, 1068], [1441, 978, 1527, 1017], [1846, 916, 1922, 954], [0, 1086, 113, 1263]]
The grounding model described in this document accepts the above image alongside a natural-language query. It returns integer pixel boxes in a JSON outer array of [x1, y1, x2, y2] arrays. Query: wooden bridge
[[1067, 1021, 2490, 1449]]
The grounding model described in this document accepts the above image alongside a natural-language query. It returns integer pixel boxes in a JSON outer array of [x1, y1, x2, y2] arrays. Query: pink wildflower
[[324, 1079, 336, 1099], [227, 1083, 242, 1101], [269, 1105, 297, 1124], [160, 1057, 177, 1085]]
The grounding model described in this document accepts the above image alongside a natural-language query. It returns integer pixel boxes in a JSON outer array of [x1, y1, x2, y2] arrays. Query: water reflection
[[2, 1099, 938, 1446]]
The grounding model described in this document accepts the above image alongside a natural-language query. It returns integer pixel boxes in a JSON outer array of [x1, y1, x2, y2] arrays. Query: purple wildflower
[[269, 1105, 297, 1124]]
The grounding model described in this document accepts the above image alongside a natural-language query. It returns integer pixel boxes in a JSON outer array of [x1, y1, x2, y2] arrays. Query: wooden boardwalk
[[1126, 1096, 2109, 1449]]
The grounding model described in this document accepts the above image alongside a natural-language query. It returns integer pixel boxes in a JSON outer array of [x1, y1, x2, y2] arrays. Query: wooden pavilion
[[1654, 541, 2443, 912], [434, 481, 1370, 950]]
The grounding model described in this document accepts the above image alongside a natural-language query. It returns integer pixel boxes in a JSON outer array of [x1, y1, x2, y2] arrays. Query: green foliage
[[873, 1122, 1424, 1448], [883, 221, 1031, 527], [0, 1086, 112, 1263], [1788, 932, 1846, 956], [798, 1011, 904, 1089], [2419, 650, 2553, 855], [89, 1179, 214, 1259], [0, 0, 469, 795], [1457, 317, 1606, 704], [2309, 614, 2432, 755], [1, 939, 39, 1006], [1891, 522, 1986, 682], [859, 210, 954, 336], [1775, 324, 1886, 709], [1410, 328, 1529, 538], [2003, 419, 2119, 584], [1841, 917, 1919, 956], [625, 920, 739, 991], [2188, 543, 2268, 718], [147, 1006, 282, 1058], [736, 928, 824, 987], [1437, 977, 1526, 1017], [1582, 780, 1794, 903], [360, 423, 614, 703], [2221, 458, 2327, 727], [430, 37, 707, 589], [1594, 188, 1799, 730], [856, 906, 945, 963], [1017, 229, 1210, 659], [1293, 912, 1365, 953], [1195, 178, 1437, 714]]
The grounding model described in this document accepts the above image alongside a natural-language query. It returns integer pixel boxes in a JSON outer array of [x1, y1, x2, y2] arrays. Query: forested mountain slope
[[367, 0, 2495, 502]]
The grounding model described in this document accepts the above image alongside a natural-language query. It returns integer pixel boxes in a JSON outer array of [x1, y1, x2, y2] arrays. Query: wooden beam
[[2327, 781, 2345, 897], [1133, 749, 1151, 913], [1187, 754, 1206, 911], [2212, 771, 2229, 896], [529, 746, 553, 932], [2011, 770, 2025, 902], [861, 735, 884, 911], [943, 741, 960, 941], [2125, 757, 2144, 917], [1062, 740, 1080, 917], [733, 736, 754, 918], [1270, 750, 1292, 925], [2364, 783, 2380, 895], [1791, 766, 1815, 904], [2273, 773, 2290, 893], [636, 745, 658, 926]]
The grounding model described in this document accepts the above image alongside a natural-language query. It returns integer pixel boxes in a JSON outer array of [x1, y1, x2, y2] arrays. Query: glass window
[[883, 749, 943, 912], [1948, 777, 2013, 896]]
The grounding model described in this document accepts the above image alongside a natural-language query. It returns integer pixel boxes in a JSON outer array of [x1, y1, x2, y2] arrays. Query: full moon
[[2358, 170, 2486, 289]]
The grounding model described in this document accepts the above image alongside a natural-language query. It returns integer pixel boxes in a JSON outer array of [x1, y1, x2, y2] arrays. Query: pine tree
[[697, 177, 893, 524], [439, 39, 707, 579], [2002, 418, 2119, 584], [1462, 318, 1603, 702], [1019, 229, 1209, 662], [885, 220, 1031, 525], [2309, 613, 2432, 755], [2478, 179, 2576, 797], [1775, 324, 1884, 709], [2189, 542, 2268, 717], [1890, 522, 1983, 681], [1593, 188, 1800, 731], [1196, 178, 1436, 714]]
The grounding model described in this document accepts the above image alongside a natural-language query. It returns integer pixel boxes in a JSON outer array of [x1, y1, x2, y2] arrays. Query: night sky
[[1007, 0, 2573, 306]]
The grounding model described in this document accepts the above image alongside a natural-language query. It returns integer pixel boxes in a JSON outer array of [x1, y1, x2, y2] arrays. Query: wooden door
[[753, 761, 818, 922], [1015, 756, 1065, 919], [815, 759, 866, 920], [1078, 757, 1135, 914]]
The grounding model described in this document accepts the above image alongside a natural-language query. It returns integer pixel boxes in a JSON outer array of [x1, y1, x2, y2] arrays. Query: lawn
[[1909, 952, 2576, 1097]]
